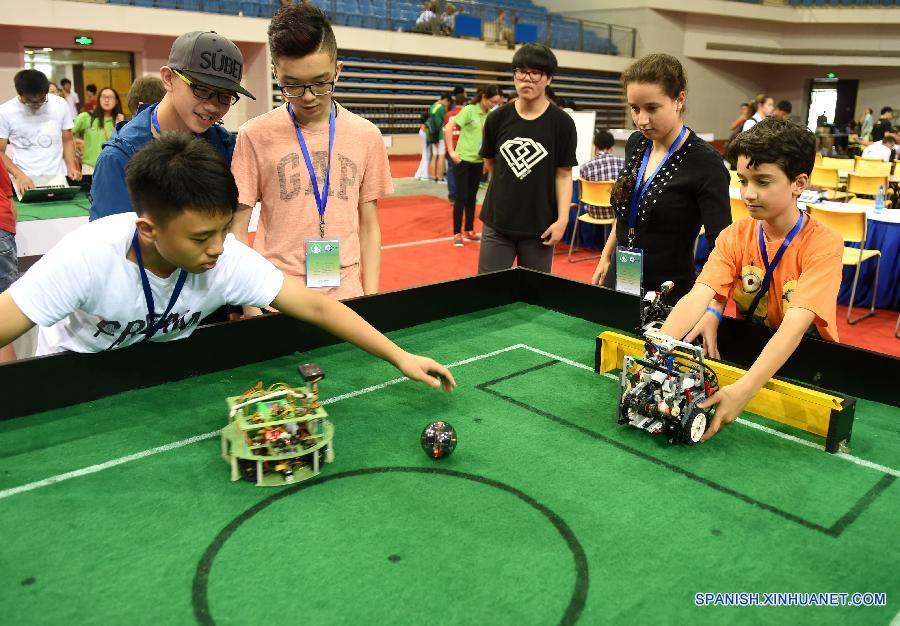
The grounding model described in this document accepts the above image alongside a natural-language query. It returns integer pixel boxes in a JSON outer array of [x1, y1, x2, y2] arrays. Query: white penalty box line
[[0, 344, 897, 502]]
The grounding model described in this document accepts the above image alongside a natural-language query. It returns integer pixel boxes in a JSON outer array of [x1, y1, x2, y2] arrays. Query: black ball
[[420, 421, 457, 460]]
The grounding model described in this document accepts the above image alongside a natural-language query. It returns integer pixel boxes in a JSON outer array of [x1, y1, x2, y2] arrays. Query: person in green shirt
[[444, 84, 501, 246], [426, 93, 451, 182], [73, 87, 124, 172]]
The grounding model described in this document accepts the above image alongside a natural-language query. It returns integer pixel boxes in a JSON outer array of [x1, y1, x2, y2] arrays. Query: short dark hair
[[883, 134, 896, 146], [452, 85, 465, 96], [727, 118, 816, 180], [269, 4, 337, 62], [126, 76, 166, 115], [775, 100, 792, 114], [622, 53, 686, 99], [881, 106, 893, 115], [86, 84, 97, 95], [60, 78, 72, 87], [14, 69, 49, 96], [512, 44, 557, 77], [125, 133, 237, 223], [439, 92, 452, 102], [594, 129, 615, 151]]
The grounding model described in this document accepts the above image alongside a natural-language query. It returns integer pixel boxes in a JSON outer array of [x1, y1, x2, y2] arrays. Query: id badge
[[615, 246, 643, 296], [305, 239, 341, 288]]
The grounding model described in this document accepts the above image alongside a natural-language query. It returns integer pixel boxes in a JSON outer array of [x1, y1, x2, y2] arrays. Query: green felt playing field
[[13, 193, 90, 221], [1, 304, 898, 625]]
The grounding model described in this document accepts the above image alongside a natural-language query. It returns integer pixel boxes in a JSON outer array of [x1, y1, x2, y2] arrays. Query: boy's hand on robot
[[697, 383, 752, 442]]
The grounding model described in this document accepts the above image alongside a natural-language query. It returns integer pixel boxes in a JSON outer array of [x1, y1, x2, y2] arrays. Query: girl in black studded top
[[591, 54, 730, 301]]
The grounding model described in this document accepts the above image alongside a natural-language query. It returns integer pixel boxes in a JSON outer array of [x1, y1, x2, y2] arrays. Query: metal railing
[[319, 0, 636, 57], [97, 0, 635, 58]]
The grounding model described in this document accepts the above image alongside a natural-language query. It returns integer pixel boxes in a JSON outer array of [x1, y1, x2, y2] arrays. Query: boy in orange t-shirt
[[659, 118, 843, 443], [230, 5, 392, 312]]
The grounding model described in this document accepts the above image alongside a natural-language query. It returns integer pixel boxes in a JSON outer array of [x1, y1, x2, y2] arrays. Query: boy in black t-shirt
[[478, 44, 577, 274]]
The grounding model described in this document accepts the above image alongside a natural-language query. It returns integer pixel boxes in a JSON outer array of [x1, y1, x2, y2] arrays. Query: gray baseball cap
[[168, 31, 256, 100]]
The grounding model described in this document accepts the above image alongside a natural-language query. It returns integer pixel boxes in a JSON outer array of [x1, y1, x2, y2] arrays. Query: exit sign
[[74, 36, 94, 46]]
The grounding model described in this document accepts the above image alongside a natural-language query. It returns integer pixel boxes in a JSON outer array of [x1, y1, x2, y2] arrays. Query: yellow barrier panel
[[597, 331, 846, 440]]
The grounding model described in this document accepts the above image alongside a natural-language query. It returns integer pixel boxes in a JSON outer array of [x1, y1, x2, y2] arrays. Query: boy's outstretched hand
[[395, 352, 457, 392], [696, 382, 753, 442]]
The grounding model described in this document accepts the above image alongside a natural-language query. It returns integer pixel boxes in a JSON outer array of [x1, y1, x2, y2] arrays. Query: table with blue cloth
[[833, 208, 900, 311]]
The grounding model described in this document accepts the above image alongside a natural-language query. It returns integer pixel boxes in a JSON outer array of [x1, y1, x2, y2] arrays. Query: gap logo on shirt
[[499, 137, 548, 180]]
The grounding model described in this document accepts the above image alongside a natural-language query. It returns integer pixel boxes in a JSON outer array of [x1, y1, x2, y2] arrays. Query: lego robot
[[617, 328, 719, 445]]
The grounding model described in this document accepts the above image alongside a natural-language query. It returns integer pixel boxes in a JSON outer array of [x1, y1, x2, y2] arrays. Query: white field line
[[1, 344, 897, 501], [888, 608, 900, 626]]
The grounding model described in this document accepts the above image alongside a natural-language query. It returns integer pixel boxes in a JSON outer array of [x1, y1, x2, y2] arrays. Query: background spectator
[[0, 69, 80, 193], [125, 75, 166, 121], [860, 107, 874, 140], [579, 128, 625, 219], [773, 100, 792, 121], [59, 77, 80, 121], [742, 94, 773, 131], [72, 87, 124, 173], [416, 2, 440, 34], [861, 133, 896, 162], [871, 106, 893, 142], [441, 3, 456, 35], [729, 102, 750, 133], [83, 84, 98, 114]]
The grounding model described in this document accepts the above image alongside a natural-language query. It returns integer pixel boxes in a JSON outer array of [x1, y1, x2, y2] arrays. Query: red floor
[[375, 186, 900, 357]]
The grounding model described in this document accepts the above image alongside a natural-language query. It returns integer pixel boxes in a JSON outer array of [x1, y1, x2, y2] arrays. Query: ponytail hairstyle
[[472, 83, 500, 105]]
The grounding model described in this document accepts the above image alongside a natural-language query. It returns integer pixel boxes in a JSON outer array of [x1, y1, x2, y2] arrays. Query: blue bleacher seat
[[156, 0, 177, 8], [178, 0, 201, 10]]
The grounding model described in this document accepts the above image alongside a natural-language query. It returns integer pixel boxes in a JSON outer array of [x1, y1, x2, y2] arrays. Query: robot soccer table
[[1, 269, 898, 625]]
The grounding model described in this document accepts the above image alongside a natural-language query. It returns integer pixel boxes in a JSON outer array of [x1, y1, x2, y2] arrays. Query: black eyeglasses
[[278, 80, 336, 99], [513, 68, 545, 82], [174, 70, 240, 106]]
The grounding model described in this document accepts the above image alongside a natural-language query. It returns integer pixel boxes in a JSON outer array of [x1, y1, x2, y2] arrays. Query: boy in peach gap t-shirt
[[659, 119, 843, 444], [231, 5, 392, 311]]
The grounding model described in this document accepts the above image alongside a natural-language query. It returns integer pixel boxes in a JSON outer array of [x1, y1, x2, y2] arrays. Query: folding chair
[[846, 173, 889, 202], [807, 204, 882, 324], [821, 156, 855, 172], [809, 166, 851, 201], [853, 158, 892, 177], [569, 179, 615, 263]]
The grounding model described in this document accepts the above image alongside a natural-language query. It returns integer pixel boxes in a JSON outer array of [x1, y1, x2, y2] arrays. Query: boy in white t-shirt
[[0, 70, 81, 193], [0, 134, 456, 393], [860, 134, 895, 162]]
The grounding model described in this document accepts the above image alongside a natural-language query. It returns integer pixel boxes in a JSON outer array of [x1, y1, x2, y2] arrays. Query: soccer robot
[[221, 363, 335, 487], [618, 285, 720, 445]]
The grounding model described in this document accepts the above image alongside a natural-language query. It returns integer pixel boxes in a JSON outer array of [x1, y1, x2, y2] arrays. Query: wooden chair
[[853, 158, 892, 177], [807, 204, 881, 324], [730, 196, 750, 222], [809, 166, 851, 201], [821, 157, 855, 172], [814, 152, 823, 166], [569, 179, 615, 263], [846, 173, 889, 198]]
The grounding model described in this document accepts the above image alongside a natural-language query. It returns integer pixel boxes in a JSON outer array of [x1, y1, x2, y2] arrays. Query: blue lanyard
[[150, 105, 162, 134], [151, 105, 201, 138], [289, 102, 336, 239], [746, 212, 805, 321], [627, 125, 688, 245], [131, 230, 188, 341]]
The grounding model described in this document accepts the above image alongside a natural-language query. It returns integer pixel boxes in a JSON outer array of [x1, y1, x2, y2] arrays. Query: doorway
[[24, 48, 135, 116]]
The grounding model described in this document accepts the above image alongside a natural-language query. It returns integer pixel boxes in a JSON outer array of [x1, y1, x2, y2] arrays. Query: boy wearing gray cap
[[90, 31, 255, 221]]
